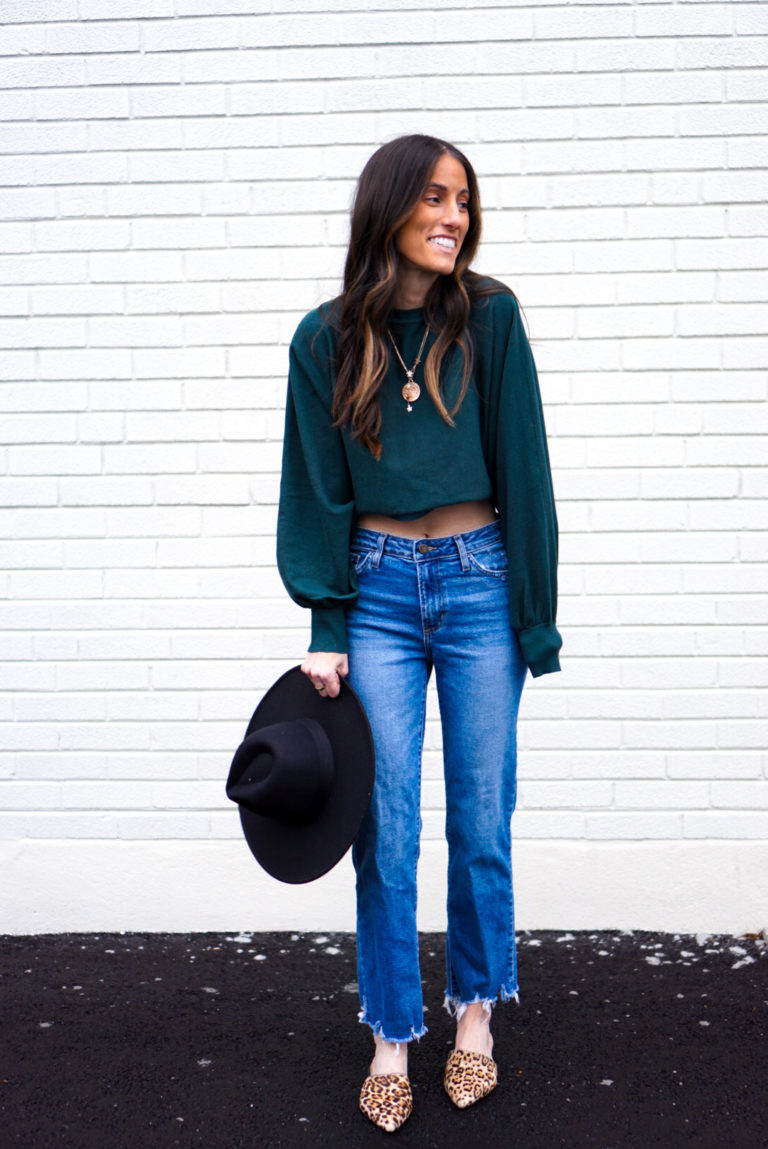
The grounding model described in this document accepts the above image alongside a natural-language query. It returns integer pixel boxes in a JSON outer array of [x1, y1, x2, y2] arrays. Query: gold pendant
[[402, 381, 420, 404]]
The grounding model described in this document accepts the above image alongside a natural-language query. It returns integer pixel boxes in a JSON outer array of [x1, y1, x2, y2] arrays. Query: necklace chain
[[387, 326, 430, 412]]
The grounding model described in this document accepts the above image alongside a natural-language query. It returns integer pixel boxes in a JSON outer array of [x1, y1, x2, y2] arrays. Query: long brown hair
[[331, 135, 506, 459]]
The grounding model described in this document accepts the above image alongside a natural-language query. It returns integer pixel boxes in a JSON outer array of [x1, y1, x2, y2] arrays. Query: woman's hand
[[301, 651, 349, 699]]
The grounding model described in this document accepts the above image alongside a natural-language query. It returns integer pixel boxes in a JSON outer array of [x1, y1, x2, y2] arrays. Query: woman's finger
[[319, 673, 339, 698], [300, 652, 348, 699]]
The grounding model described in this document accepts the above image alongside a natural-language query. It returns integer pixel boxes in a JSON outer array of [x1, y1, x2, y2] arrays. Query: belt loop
[[372, 533, 387, 569], [454, 532, 470, 571]]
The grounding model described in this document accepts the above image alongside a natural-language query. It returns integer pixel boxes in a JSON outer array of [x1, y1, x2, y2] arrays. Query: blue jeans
[[346, 521, 527, 1043]]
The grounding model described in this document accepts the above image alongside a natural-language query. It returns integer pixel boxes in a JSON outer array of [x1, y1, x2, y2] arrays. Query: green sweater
[[277, 281, 562, 677]]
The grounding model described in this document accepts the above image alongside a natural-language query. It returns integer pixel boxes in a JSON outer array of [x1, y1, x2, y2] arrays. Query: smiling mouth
[[428, 236, 457, 251]]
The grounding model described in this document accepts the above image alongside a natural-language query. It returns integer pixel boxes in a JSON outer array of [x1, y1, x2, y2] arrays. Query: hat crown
[[225, 666, 375, 884], [227, 718, 334, 827]]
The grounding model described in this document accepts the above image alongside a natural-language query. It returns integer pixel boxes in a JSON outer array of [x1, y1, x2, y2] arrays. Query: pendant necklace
[[387, 325, 430, 412]]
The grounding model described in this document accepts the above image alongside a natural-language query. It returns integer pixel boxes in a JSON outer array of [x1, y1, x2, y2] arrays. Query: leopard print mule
[[359, 1072, 413, 1133], [443, 1049, 498, 1109]]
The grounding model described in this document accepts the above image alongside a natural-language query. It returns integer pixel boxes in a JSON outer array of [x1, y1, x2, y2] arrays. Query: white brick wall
[[1, 2, 766, 933]]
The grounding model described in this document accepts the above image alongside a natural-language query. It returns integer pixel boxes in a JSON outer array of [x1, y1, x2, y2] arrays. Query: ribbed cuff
[[309, 605, 349, 654], [518, 622, 562, 678]]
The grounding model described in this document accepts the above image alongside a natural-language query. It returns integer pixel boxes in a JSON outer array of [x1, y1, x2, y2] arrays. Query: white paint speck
[[699, 1020, 710, 1027], [732, 956, 755, 970], [254, 954, 267, 962], [600, 1079, 614, 1086], [201, 986, 219, 994], [197, 1058, 212, 1068], [324, 946, 340, 956], [39, 1022, 53, 1028], [343, 982, 359, 994], [313, 936, 329, 944], [729, 945, 747, 956], [645, 956, 661, 966]]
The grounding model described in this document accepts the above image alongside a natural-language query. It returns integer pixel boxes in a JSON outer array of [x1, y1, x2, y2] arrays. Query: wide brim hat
[[226, 666, 375, 884]]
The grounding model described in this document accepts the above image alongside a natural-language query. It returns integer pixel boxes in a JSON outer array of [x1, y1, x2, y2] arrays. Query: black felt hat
[[226, 666, 375, 884]]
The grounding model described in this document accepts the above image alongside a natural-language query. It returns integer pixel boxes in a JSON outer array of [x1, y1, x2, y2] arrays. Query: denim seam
[[352, 552, 372, 575], [413, 662, 427, 897], [466, 553, 509, 578]]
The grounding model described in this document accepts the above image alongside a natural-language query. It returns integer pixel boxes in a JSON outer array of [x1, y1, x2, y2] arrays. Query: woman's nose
[[441, 200, 462, 227]]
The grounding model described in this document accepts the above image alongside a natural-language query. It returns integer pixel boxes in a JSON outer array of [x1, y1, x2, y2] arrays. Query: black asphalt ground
[[2, 930, 766, 1148]]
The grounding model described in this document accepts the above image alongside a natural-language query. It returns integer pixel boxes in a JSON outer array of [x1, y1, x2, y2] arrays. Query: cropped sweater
[[276, 281, 562, 677]]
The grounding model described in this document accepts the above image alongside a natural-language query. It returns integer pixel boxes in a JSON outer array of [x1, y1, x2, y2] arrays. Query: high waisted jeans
[[345, 520, 527, 1043]]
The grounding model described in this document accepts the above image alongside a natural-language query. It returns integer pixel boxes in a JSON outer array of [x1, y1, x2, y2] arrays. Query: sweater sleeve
[[482, 293, 562, 677], [276, 310, 357, 653]]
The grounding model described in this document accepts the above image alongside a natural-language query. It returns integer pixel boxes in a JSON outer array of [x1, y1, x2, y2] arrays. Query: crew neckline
[[389, 306, 426, 324]]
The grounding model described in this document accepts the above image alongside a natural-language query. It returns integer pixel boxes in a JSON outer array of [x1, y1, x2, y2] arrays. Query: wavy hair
[[331, 134, 509, 458]]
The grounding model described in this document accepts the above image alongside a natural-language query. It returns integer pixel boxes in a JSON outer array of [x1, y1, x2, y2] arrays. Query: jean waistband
[[351, 518, 502, 560]]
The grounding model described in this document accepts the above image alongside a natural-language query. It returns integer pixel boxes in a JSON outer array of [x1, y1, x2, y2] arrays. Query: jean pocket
[[467, 545, 508, 578], [351, 549, 375, 576]]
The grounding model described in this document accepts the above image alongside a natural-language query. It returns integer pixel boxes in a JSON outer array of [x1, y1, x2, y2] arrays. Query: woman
[[277, 134, 561, 1132]]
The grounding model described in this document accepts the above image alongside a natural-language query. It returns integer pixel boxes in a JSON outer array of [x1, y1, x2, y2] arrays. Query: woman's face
[[395, 153, 470, 282]]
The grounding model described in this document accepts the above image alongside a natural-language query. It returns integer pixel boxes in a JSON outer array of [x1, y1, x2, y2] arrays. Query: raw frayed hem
[[357, 1007, 428, 1047], [443, 986, 520, 1022]]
